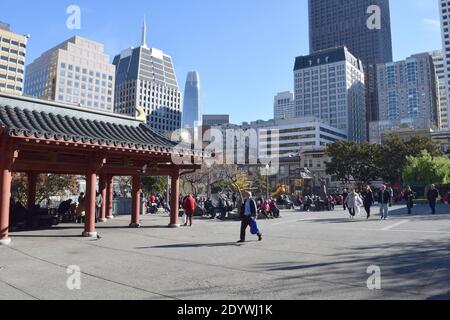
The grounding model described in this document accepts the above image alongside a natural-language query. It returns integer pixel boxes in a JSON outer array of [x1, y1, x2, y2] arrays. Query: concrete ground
[[0, 204, 449, 300]]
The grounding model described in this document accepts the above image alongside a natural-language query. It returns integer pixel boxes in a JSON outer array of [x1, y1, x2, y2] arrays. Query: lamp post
[[266, 164, 270, 200]]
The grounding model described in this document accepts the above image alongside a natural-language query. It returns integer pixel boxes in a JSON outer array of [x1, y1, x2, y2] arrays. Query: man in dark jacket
[[238, 192, 262, 243], [428, 185, 439, 215], [378, 185, 391, 220]]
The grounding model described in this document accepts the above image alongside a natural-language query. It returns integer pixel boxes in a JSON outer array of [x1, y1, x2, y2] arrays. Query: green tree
[[325, 141, 358, 183], [141, 176, 168, 195], [11, 173, 79, 205], [403, 151, 450, 186], [251, 168, 268, 196]]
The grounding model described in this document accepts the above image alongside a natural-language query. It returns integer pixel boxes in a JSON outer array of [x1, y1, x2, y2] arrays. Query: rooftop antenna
[[142, 15, 148, 48]]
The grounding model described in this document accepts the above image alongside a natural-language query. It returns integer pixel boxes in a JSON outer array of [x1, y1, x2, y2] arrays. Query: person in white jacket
[[345, 189, 363, 219]]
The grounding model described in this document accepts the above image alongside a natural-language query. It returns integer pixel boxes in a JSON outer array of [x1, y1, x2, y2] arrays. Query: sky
[[0, 0, 443, 124]]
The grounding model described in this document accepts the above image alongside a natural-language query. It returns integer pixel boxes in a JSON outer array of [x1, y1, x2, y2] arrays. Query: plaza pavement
[[0, 204, 449, 300]]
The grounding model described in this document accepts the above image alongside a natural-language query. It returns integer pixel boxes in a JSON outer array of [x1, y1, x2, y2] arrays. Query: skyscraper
[[0, 21, 28, 95], [294, 47, 366, 143], [439, 0, 450, 130], [274, 91, 295, 120], [24, 36, 115, 111], [182, 71, 201, 128], [430, 50, 448, 130], [113, 19, 181, 133], [309, 0, 393, 128], [370, 53, 439, 143]]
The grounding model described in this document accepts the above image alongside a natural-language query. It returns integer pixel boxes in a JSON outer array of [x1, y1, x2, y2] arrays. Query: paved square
[[1, 205, 449, 300]]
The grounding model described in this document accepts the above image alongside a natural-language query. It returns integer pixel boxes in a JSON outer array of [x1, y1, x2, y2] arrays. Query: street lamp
[[266, 164, 270, 200]]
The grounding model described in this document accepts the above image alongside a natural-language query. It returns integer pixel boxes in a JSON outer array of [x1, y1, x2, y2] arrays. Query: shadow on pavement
[[252, 240, 450, 299], [136, 242, 241, 249]]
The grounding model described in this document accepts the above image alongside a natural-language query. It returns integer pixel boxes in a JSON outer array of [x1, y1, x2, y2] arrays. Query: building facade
[[294, 47, 366, 142], [24, 36, 115, 111], [182, 71, 201, 128], [113, 21, 181, 133], [274, 91, 295, 120], [430, 50, 449, 130], [309, 0, 393, 126], [371, 53, 439, 143], [440, 0, 450, 130], [0, 22, 28, 95], [202, 114, 230, 127]]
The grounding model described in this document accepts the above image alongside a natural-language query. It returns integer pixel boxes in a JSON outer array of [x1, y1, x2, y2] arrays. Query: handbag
[[249, 218, 260, 235]]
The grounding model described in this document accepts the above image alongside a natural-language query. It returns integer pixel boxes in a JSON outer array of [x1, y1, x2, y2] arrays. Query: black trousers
[[364, 205, 371, 217], [240, 216, 260, 241]]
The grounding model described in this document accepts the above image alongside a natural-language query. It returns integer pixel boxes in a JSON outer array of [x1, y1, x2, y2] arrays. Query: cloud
[[423, 18, 440, 32]]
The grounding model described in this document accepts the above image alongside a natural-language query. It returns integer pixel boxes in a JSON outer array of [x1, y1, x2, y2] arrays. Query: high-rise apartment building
[[0, 22, 28, 95], [430, 50, 448, 130], [439, 0, 450, 130], [182, 71, 201, 128], [370, 53, 439, 143], [24, 36, 115, 111], [113, 20, 181, 133], [294, 47, 366, 142], [309, 0, 393, 127], [274, 91, 295, 120]]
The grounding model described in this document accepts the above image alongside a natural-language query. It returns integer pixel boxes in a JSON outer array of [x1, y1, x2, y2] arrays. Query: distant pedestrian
[[342, 189, 349, 211], [95, 192, 103, 223], [345, 189, 363, 219], [238, 192, 262, 243], [183, 194, 197, 227], [404, 186, 414, 215], [427, 184, 439, 215], [361, 186, 374, 219], [378, 185, 391, 220], [388, 187, 394, 207]]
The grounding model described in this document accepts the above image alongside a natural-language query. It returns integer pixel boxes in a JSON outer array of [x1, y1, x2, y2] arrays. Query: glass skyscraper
[[182, 71, 201, 128], [113, 20, 181, 133], [308, 0, 393, 126]]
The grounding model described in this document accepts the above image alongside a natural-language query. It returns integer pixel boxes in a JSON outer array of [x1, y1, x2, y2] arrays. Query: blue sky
[[0, 0, 443, 124]]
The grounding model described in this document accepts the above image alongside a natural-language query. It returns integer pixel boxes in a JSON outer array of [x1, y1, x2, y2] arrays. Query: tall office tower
[[309, 0, 393, 130], [274, 91, 295, 120], [24, 36, 115, 111], [182, 71, 201, 128], [0, 22, 28, 95], [430, 50, 448, 130], [113, 20, 181, 133], [294, 47, 366, 143], [439, 0, 450, 130], [371, 53, 439, 143]]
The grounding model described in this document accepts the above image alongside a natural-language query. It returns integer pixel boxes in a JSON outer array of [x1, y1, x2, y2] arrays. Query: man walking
[[378, 185, 391, 220], [238, 192, 262, 243], [428, 184, 439, 215]]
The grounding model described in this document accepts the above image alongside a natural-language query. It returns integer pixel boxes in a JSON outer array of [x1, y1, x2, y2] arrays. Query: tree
[[378, 134, 443, 183], [141, 176, 167, 195], [403, 151, 450, 186], [251, 167, 268, 196], [11, 173, 79, 205], [325, 141, 358, 184]]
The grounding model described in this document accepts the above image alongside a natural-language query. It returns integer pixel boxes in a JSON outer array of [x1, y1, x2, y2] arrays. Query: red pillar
[[83, 170, 97, 238], [99, 174, 107, 222], [169, 171, 180, 228], [27, 172, 37, 210], [0, 162, 12, 245], [130, 175, 141, 228], [106, 175, 114, 220]]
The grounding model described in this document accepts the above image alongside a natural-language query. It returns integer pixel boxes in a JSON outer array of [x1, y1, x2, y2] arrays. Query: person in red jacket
[[183, 194, 197, 227]]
